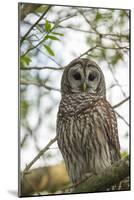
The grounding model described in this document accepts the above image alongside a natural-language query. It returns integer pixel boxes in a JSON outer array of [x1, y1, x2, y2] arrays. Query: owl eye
[[73, 72, 81, 80], [88, 73, 96, 81]]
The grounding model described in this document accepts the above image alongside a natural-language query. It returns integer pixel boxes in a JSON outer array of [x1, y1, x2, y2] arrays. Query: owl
[[57, 58, 121, 185]]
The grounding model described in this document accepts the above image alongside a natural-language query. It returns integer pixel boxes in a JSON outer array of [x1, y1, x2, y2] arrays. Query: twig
[[20, 79, 60, 92], [59, 25, 128, 39], [21, 12, 77, 56], [58, 25, 96, 34], [23, 136, 57, 172], [21, 23, 57, 56], [21, 66, 64, 71], [113, 97, 129, 109], [36, 47, 63, 68], [79, 45, 98, 58], [57, 13, 77, 24], [78, 8, 129, 45], [21, 134, 29, 147], [115, 111, 129, 127], [78, 44, 129, 59], [108, 63, 127, 98], [21, 5, 51, 44], [98, 45, 129, 50], [78, 9, 100, 35]]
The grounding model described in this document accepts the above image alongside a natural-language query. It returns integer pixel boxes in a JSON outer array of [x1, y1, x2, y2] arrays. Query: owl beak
[[82, 82, 87, 92]]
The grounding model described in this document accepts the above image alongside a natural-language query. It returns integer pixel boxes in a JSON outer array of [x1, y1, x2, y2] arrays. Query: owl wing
[[89, 98, 121, 160], [74, 97, 121, 161]]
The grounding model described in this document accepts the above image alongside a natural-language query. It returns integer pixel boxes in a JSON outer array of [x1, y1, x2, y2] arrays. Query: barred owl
[[57, 58, 120, 185]]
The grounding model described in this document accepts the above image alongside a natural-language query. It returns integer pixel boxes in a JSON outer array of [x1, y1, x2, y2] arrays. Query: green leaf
[[52, 32, 64, 36], [45, 35, 60, 41], [44, 45, 55, 56], [45, 20, 51, 32], [20, 55, 31, 67]]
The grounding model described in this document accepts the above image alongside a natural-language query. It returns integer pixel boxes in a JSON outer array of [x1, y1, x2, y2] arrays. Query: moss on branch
[[73, 156, 130, 193]]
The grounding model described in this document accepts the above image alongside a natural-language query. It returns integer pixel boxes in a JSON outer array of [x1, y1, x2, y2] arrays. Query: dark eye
[[88, 73, 96, 81], [73, 72, 81, 80]]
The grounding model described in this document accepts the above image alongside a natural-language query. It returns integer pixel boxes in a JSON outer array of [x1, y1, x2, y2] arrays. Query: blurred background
[[19, 3, 130, 196]]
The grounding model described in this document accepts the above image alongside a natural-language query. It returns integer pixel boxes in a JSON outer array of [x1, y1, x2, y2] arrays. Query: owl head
[[61, 58, 106, 96]]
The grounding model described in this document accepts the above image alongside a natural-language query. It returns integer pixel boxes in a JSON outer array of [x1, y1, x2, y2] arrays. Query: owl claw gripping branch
[[57, 58, 120, 186]]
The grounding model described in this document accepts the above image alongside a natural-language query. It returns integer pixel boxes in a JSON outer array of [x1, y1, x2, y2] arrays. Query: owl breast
[[57, 94, 119, 184]]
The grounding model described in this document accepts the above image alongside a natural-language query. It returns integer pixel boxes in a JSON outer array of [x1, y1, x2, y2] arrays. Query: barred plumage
[[57, 58, 120, 184]]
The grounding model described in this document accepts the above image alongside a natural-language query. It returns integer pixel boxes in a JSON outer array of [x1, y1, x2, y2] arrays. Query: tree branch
[[23, 136, 57, 173], [73, 156, 129, 193], [108, 62, 127, 98], [113, 97, 129, 109], [21, 156, 129, 195], [79, 45, 98, 58], [20, 66, 64, 71], [115, 111, 129, 126], [58, 25, 128, 39], [21, 5, 51, 45], [20, 79, 60, 92], [78, 45, 129, 59]]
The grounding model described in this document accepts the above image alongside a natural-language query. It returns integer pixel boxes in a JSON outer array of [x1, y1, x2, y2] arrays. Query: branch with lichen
[[20, 155, 129, 196], [72, 155, 129, 193]]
